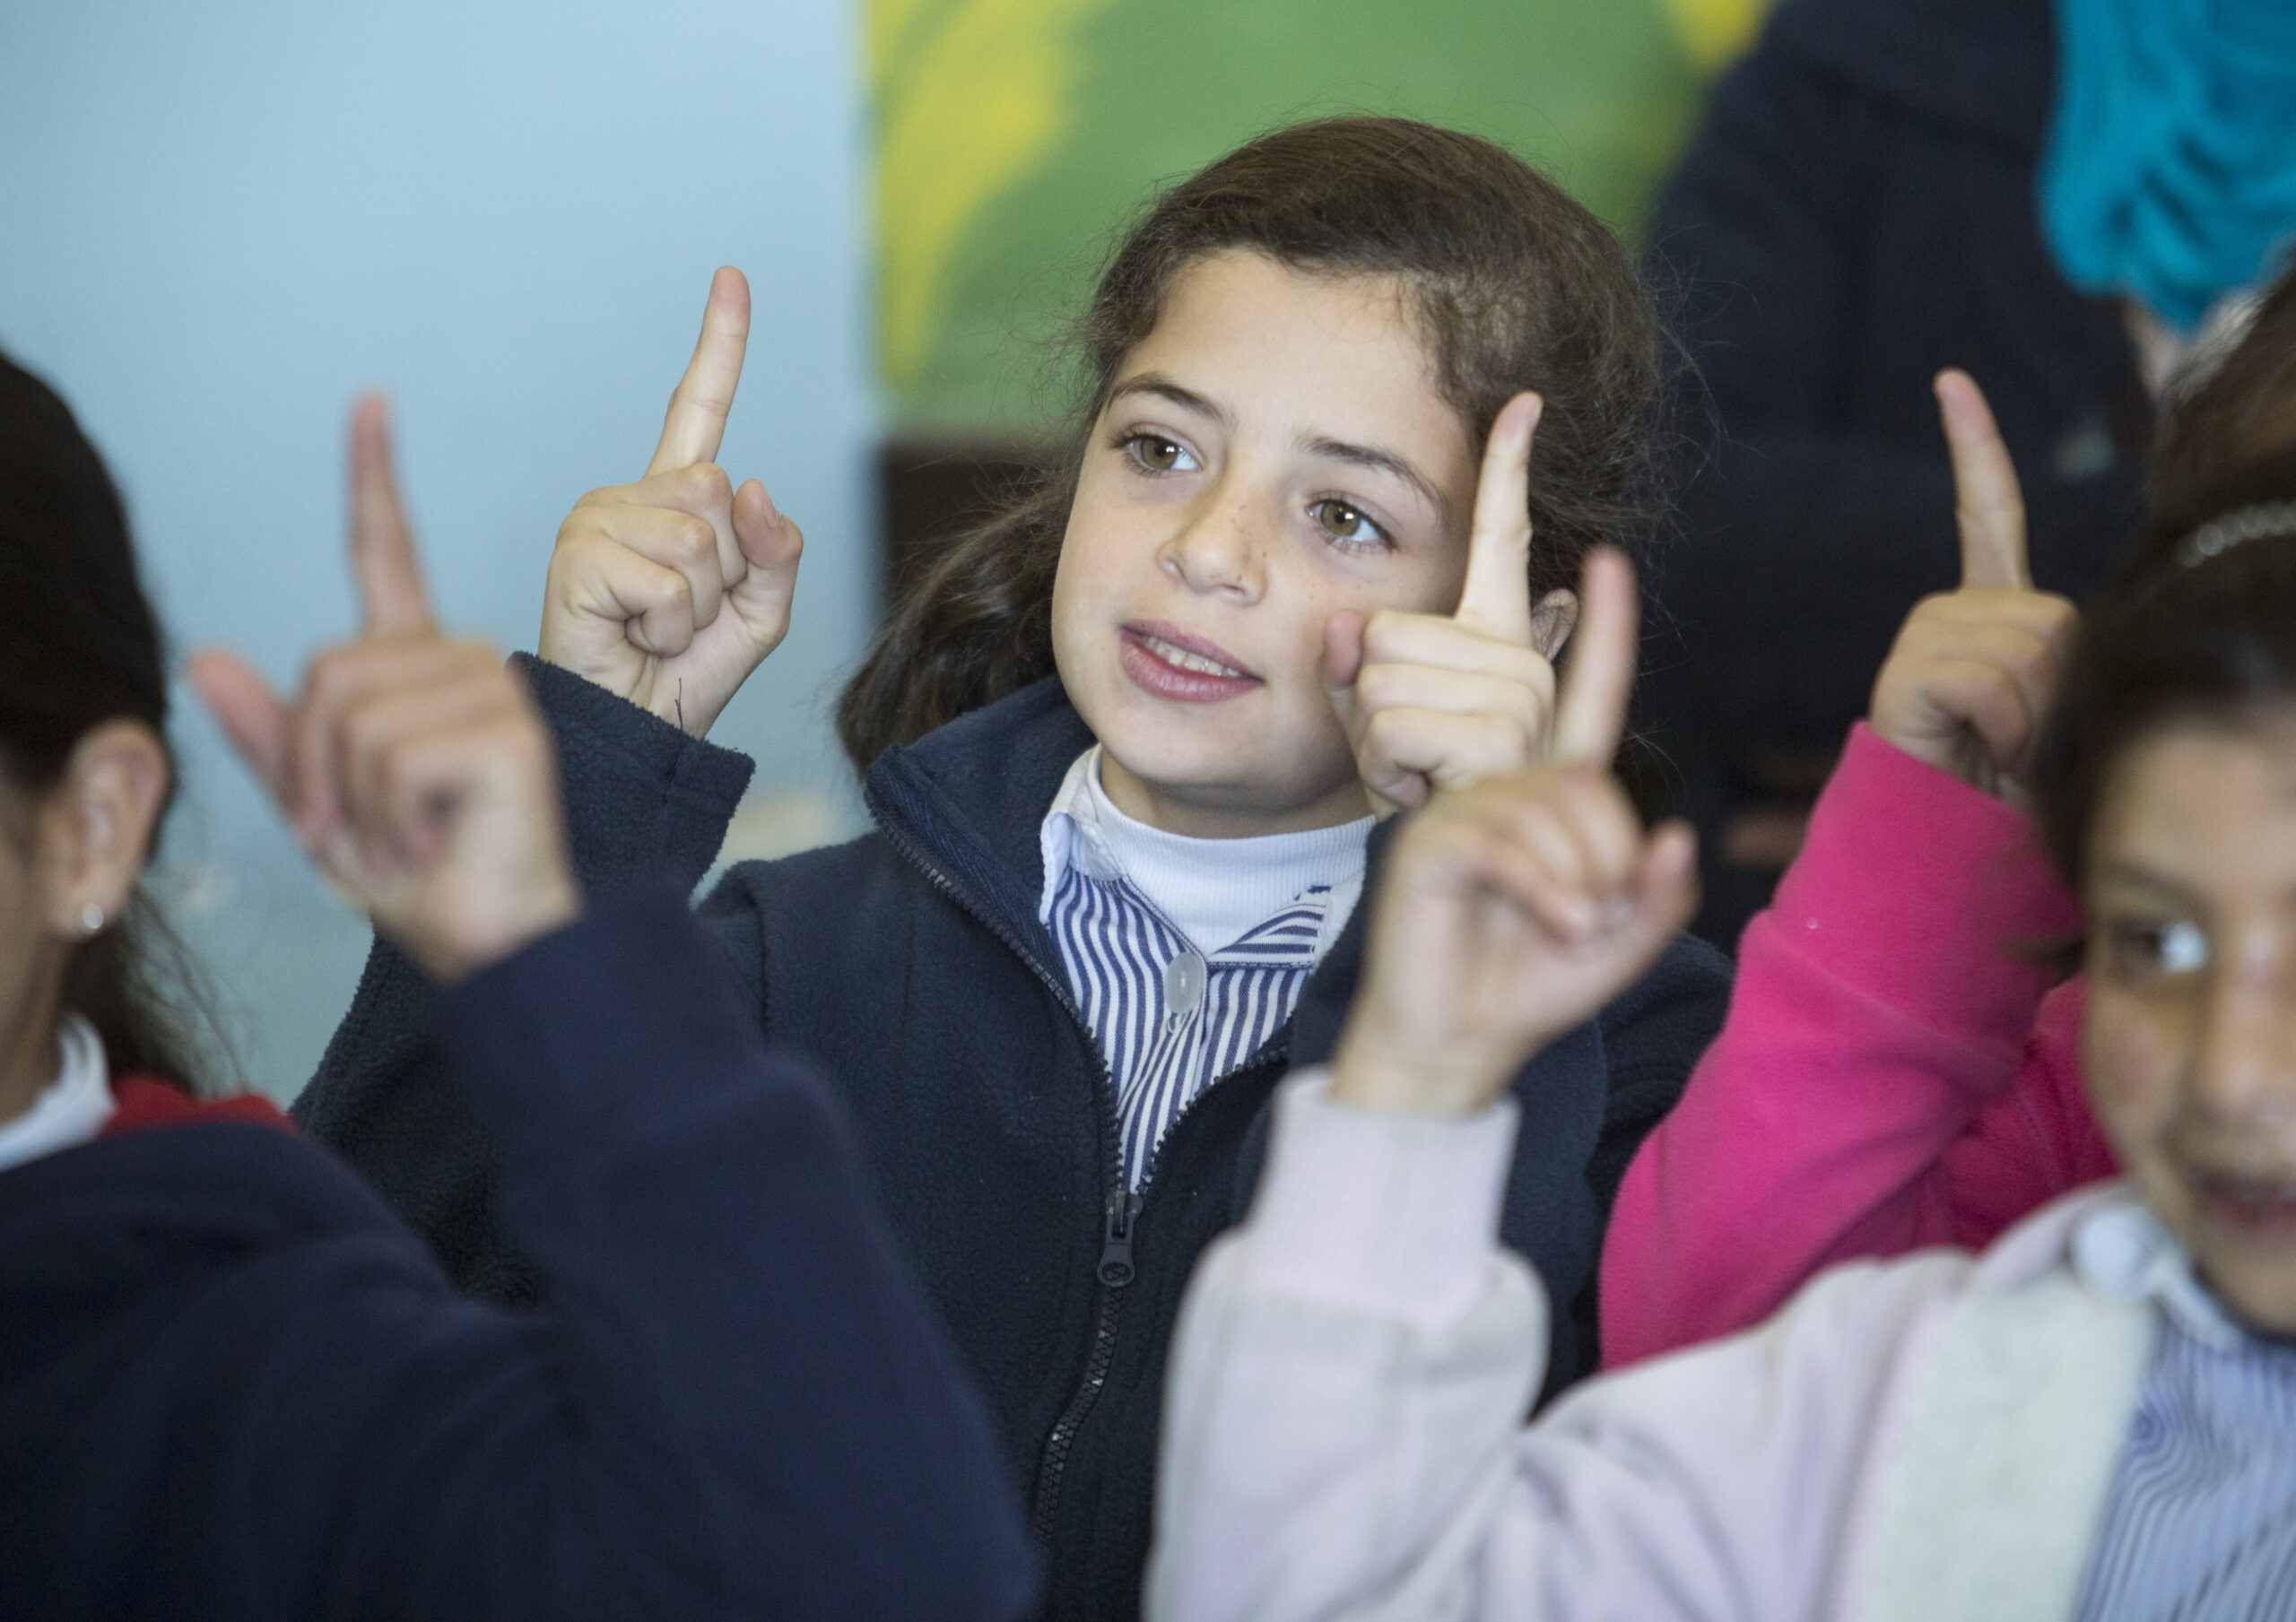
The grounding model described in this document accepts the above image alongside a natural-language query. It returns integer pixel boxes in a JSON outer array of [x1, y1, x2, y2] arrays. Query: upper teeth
[[1141, 635, 1243, 678]]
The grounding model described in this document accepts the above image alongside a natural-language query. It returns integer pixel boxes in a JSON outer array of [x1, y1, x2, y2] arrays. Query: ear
[[33, 719, 170, 940], [1529, 588, 1578, 660]]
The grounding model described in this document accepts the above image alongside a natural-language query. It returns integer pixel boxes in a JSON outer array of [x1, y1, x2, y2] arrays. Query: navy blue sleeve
[[268, 886, 1039, 1620], [1588, 930, 1731, 1219], [1541, 930, 1731, 1376], [293, 655, 760, 1304]]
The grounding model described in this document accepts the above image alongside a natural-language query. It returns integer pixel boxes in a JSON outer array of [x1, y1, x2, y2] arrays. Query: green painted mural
[[873, 0, 1771, 436]]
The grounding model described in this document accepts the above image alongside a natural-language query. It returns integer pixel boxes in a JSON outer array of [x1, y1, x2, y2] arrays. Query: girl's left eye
[[1309, 498, 1389, 551], [1122, 433, 1200, 474], [2104, 915, 2211, 978]]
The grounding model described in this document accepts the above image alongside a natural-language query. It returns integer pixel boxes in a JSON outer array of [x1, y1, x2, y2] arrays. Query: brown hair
[[2031, 263, 2296, 889], [0, 351, 221, 1093], [838, 115, 1664, 770], [2144, 274, 2296, 544]]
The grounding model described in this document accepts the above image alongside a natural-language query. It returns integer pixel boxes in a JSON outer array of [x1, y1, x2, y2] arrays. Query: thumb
[[186, 650, 294, 811], [1548, 548, 1639, 765], [1617, 820, 1700, 959], [725, 478, 804, 647], [1639, 820, 1700, 916], [1935, 369, 2030, 591], [731, 478, 803, 577]]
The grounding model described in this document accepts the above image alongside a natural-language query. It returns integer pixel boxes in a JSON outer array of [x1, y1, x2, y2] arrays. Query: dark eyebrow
[[1106, 372, 1230, 427], [1105, 374, 1451, 522], [1304, 436, 1450, 523]]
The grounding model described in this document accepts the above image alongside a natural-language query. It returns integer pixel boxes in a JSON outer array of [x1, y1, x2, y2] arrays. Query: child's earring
[[79, 901, 106, 936]]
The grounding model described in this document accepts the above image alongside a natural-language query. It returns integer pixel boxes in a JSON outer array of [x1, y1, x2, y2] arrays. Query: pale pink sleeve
[[1152, 1071, 1973, 1622], [1599, 724, 2082, 1368]]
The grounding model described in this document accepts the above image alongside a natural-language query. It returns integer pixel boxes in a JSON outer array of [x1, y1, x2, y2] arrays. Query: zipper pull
[[1098, 1189, 1144, 1286]]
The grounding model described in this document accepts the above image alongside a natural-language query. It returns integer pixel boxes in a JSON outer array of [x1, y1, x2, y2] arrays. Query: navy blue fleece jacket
[[295, 662, 1733, 1622], [2, 886, 1036, 1621]]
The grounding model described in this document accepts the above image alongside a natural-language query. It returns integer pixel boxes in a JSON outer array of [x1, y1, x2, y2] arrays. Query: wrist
[[1328, 1022, 1534, 1118], [406, 870, 583, 985], [1242, 1069, 1520, 1331], [1866, 711, 1955, 776]]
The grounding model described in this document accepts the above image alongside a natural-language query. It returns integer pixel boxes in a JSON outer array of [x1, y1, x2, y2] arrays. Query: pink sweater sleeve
[[1599, 724, 2093, 1368], [1944, 978, 2118, 1249]]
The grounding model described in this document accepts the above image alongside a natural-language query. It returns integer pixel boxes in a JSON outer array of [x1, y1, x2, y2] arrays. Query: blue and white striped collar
[[1038, 747, 1370, 964]]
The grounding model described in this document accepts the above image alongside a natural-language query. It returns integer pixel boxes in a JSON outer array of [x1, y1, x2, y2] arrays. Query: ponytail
[[839, 463, 1074, 771]]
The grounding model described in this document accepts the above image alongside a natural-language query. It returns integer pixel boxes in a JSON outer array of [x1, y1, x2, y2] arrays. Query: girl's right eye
[[1120, 432, 1199, 474], [2103, 915, 2210, 979]]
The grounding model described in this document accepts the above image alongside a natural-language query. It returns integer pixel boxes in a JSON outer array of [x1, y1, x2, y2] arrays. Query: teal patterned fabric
[[2041, 0, 2296, 330]]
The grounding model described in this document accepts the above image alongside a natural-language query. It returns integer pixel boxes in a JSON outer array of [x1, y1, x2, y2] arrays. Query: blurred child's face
[[1051, 249, 1479, 836], [2083, 716, 2296, 1334]]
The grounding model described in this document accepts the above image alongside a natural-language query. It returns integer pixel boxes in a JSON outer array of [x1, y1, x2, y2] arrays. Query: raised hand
[[1868, 369, 2078, 802], [1329, 548, 1698, 1117], [538, 267, 804, 736], [1323, 393, 1572, 813], [187, 398, 579, 984]]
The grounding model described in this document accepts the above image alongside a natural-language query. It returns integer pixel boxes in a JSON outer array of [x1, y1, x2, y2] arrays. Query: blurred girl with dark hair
[[1605, 266, 2296, 1368], [0, 359, 1034, 1619], [1151, 265, 2296, 1621], [295, 115, 1731, 1619]]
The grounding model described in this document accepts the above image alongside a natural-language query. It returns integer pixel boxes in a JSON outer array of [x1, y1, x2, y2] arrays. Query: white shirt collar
[[1039, 746, 1370, 960], [2072, 1196, 2249, 1352], [0, 1014, 114, 1176]]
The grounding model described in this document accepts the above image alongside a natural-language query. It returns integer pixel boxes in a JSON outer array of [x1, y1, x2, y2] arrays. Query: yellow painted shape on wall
[[874, 0, 1112, 389], [1662, 0, 1773, 73], [870, 0, 935, 80]]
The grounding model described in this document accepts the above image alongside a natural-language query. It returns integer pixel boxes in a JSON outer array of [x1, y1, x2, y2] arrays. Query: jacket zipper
[[1027, 1029, 1289, 1548], [873, 808, 1297, 1548], [869, 817, 1134, 1538]]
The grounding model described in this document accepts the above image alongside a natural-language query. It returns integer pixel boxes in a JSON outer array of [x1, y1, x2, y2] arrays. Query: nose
[[2188, 939, 2296, 1129], [1160, 480, 1266, 603]]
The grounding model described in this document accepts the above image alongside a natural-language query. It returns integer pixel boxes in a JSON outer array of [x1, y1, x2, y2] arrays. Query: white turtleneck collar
[[1039, 746, 1372, 959]]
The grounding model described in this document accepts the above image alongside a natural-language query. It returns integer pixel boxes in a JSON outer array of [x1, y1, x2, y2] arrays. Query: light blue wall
[[0, 0, 875, 1098]]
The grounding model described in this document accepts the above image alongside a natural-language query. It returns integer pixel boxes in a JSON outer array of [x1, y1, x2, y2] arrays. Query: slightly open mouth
[[1135, 632, 1248, 680], [2196, 1170, 2296, 1236]]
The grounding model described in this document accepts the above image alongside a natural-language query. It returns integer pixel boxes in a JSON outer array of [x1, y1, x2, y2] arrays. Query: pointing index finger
[[648, 266, 752, 477], [349, 395, 432, 634], [1935, 369, 2030, 591], [1452, 392, 1543, 644], [1548, 547, 1638, 765]]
